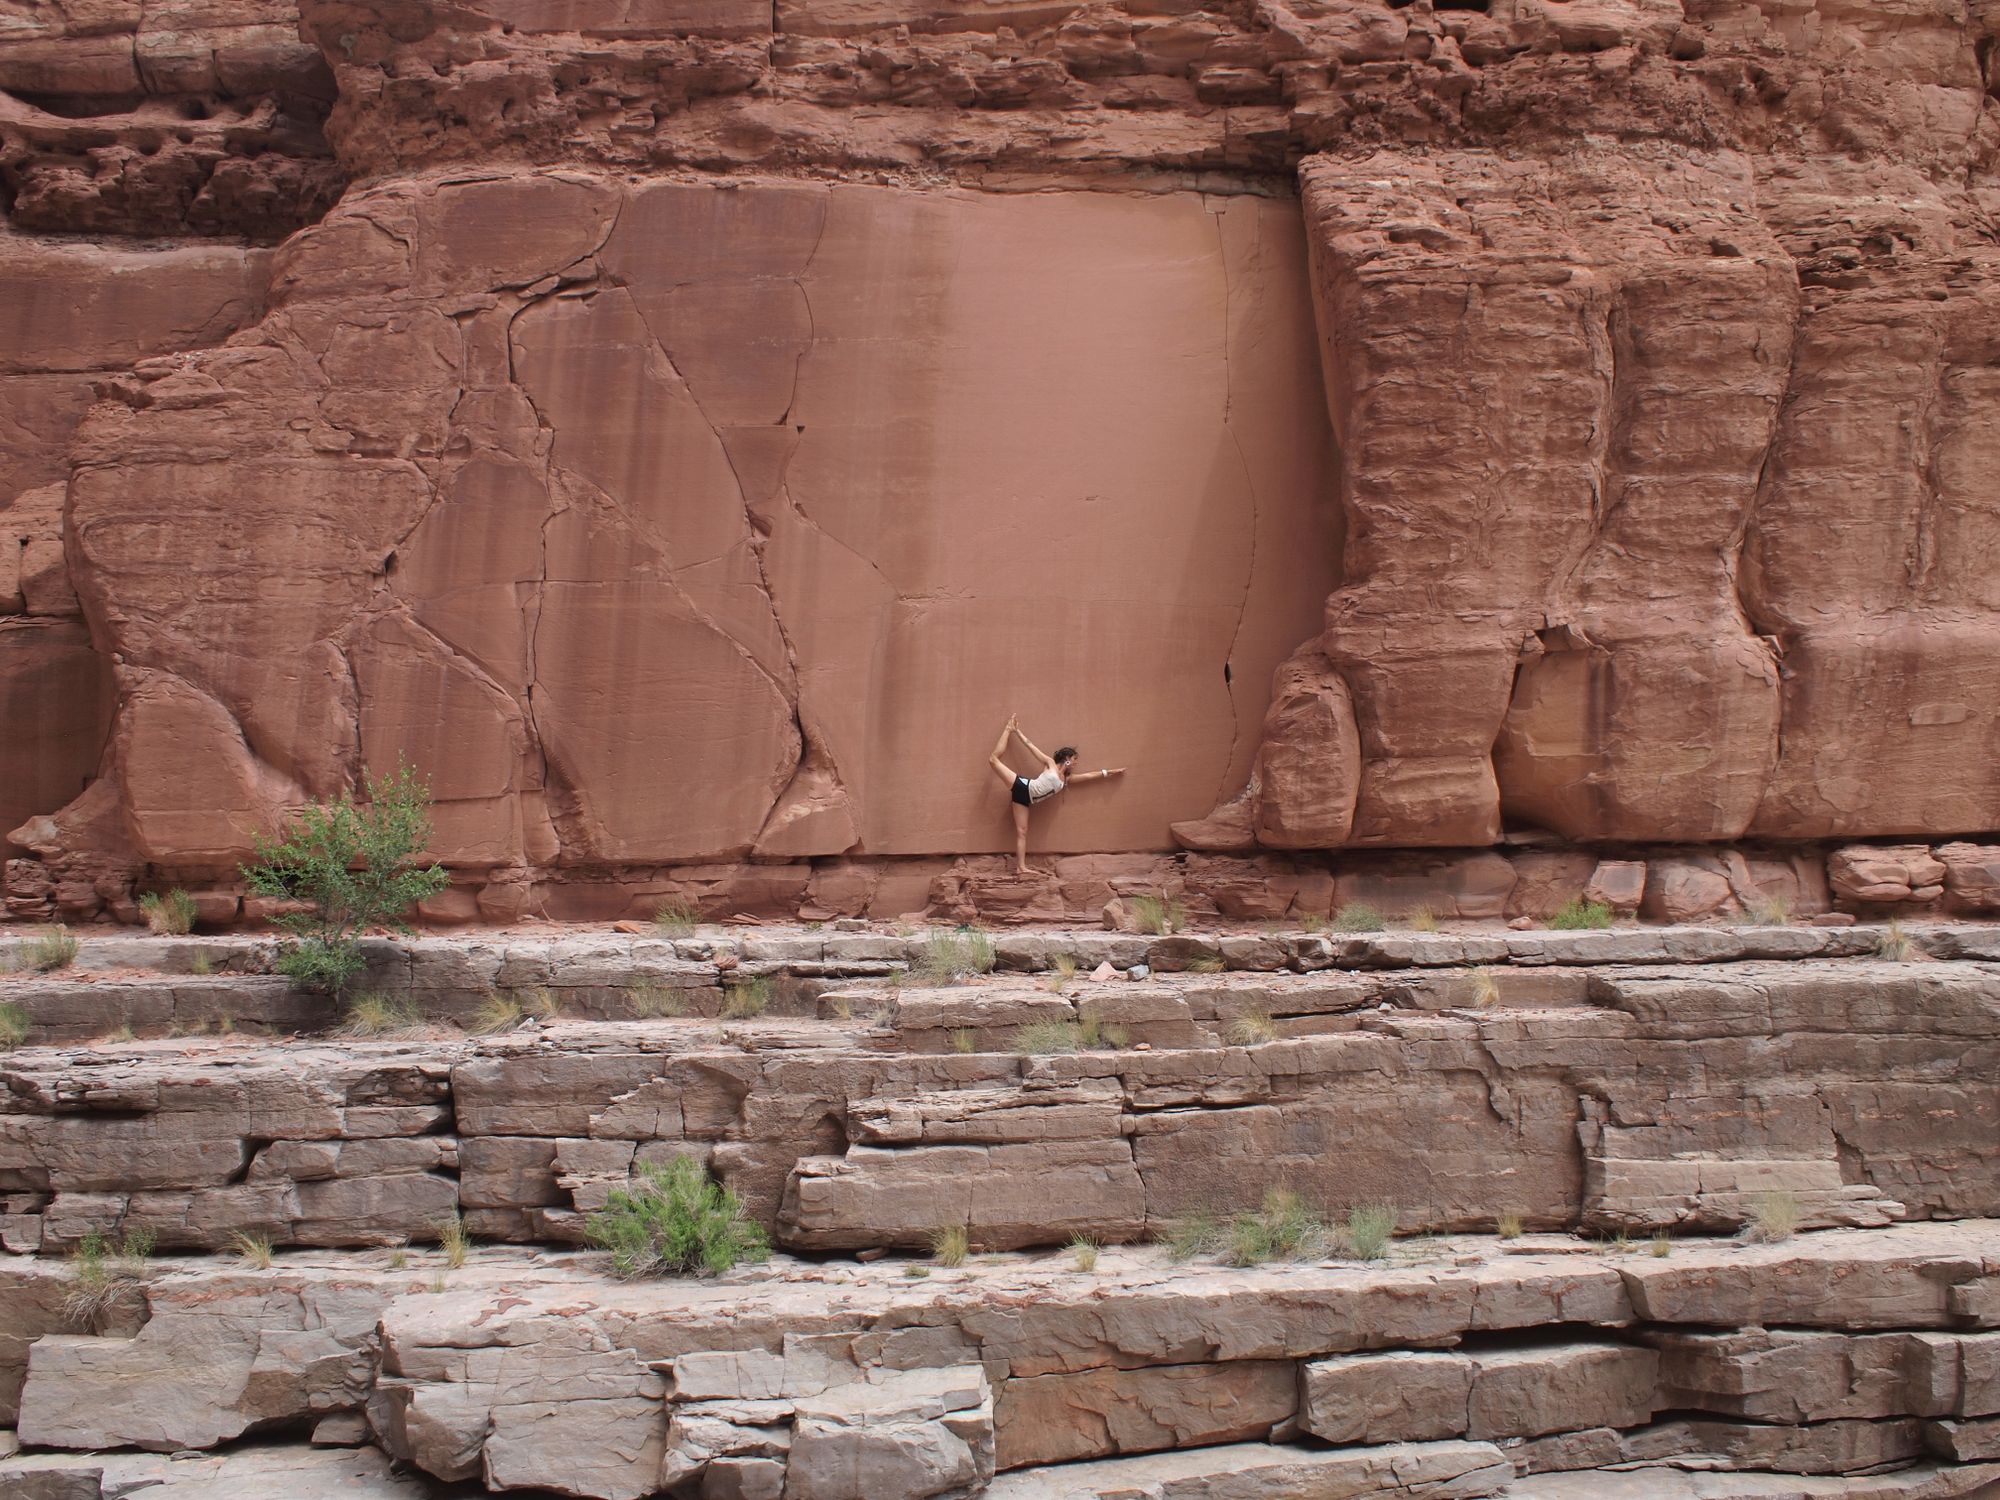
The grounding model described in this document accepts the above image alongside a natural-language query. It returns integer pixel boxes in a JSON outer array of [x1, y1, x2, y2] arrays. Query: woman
[[987, 713, 1124, 876]]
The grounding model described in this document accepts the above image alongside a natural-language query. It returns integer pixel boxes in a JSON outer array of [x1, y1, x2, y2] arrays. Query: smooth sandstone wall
[[51, 176, 1339, 868]]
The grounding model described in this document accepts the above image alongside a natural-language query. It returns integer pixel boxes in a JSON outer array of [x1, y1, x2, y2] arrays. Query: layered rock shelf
[[1, 923, 1997, 1495]]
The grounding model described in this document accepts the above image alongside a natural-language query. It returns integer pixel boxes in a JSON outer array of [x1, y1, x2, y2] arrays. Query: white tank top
[[1027, 767, 1065, 803]]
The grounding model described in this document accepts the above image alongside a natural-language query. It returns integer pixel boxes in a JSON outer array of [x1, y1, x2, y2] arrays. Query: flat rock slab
[[0, 1443, 434, 1498]]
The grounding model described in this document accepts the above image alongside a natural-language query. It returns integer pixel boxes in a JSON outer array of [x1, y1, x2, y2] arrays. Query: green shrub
[[1343, 1203, 1397, 1260], [26, 925, 78, 972], [916, 928, 996, 985], [585, 1156, 768, 1278], [0, 1002, 27, 1050], [241, 763, 448, 997], [138, 889, 198, 936], [1013, 1019, 1082, 1055], [1332, 904, 1384, 933], [1130, 893, 1185, 936], [652, 899, 701, 938], [1069, 1234, 1099, 1273], [64, 1225, 155, 1326], [1548, 898, 1614, 930], [1226, 1188, 1327, 1266]]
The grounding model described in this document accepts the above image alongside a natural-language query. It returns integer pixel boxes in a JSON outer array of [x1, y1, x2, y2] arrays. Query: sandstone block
[[994, 1360, 1295, 1467]]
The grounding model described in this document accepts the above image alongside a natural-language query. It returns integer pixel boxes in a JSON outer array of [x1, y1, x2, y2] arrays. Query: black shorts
[[1011, 775, 1033, 808]]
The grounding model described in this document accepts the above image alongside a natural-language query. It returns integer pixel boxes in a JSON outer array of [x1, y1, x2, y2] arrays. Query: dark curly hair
[[1053, 747, 1078, 765]]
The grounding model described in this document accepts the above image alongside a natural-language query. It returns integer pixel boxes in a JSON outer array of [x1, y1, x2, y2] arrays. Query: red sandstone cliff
[[5, 0, 2000, 921]]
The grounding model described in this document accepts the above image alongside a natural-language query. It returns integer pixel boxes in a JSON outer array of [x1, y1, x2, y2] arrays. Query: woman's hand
[[1099, 767, 1125, 780]]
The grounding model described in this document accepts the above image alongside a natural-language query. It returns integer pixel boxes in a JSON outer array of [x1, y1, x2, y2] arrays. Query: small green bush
[[1226, 1188, 1327, 1266], [950, 1028, 977, 1054], [1343, 1203, 1397, 1260], [241, 763, 448, 997], [1130, 893, 1185, 936], [1548, 898, 1614, 930], [470, 992, 523, 1034], [1013, 1019, 1082, 1055], [26, 925, 78, 972], [585, 1156, 768, 1278], [233, 1231, 274, 1269], [1331, 904, 1384, 933], [630, 984, 686, 1019], [1069, 1234, 1099, 1273], [138, 889, 198, 936], [0, 1002, 27, 1050], [916, 928, 996, 985]]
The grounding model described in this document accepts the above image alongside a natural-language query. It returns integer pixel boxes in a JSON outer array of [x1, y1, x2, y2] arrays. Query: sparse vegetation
[[138, 888, 199, 936], [1651, 1230, 1673, 1258], [233, 1231, 274, 1269], [629, 984, 686, 1019], [102, 1022, 135, 1044], [64, 1226, 155, 1326], [1226, 1188, 1328, 1266], [1070, 1234, 1099, 1273], [1130, 893, 1185, 936], [1878, 920, 1916, 962], [1548, 898, 1614, 930], [1342, 1203, 1397, 1261], [1405, 905, 1441, 932], [721, 977, 770, 1019], [1225, 1006, 1278, 1047], [428, 1269, 450, 1294], [1497, 1210, 1523, 1240], [1187, 953, 1226, 974], [1747, 1190, 1801, 1244], [0, 1002, 27, 1050], [189, 951, 214, 976], [337, 991, 421, 1038], [1751, 895, 1793, 927], [437, 1211, 469, 1269], [928, 1222, 969, 1268], [241, 763, 448, 996], [950, 1027, 977, 1054], [916, 928, 997, 985], [387, 1246, 409, 1271], [1163, 1209, 1221, 1262], [1050, 954, 1080, 983], [1469, 968, 1501, 1008], [586, 1156, 768, 1278], [1012, 1019, 1083, 1055], [26, 925, 78, 972], [1299, 912, 1328, 934], [652, 899, 701, 938], [520, 988, 561, 1021], [470, 992, 524, 1034], [1332, 903, 1384, 933]]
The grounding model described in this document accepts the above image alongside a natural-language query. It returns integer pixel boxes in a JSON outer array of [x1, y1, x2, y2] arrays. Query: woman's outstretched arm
[[1075, 766, 1125, 783], [1012, 722, 1055, 768]]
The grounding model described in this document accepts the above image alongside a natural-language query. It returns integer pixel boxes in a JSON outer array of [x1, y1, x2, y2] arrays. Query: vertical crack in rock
[[1909, 320, 1952, 600], [615, 278, 823, 838], [1209, 197, 1261, 809]]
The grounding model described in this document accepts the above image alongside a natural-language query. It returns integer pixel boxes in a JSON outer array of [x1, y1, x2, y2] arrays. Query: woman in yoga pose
[[988, 713, 1124, 876]]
